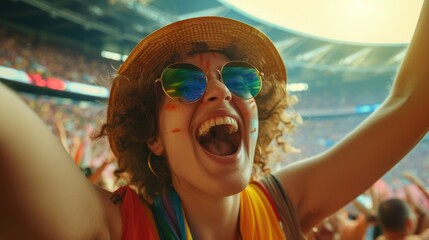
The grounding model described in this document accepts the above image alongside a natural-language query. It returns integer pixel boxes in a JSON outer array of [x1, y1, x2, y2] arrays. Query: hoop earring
[[147, 152, 159, 177]]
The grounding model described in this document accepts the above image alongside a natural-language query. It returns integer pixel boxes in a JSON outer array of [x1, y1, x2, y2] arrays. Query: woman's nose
[[202, 69, 232, 102]]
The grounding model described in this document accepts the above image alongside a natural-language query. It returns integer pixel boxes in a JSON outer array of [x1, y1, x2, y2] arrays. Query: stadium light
[[287, 83, 308, 92], [220, 0, 423, 44], [101, 50, 125, 61]]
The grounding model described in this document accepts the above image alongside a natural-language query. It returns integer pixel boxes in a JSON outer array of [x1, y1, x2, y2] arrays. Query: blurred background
[[1, 0, 427, 192]]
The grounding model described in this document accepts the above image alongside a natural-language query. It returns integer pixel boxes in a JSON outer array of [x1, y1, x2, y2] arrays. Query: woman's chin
[[209, 172, 252, 197]]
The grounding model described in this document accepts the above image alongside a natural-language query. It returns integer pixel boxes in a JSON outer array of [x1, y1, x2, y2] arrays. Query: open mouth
[[196, 116, 241, 156]]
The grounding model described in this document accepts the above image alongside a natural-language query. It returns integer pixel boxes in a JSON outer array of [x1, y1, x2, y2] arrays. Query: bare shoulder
[[95, 186, 123, 240]]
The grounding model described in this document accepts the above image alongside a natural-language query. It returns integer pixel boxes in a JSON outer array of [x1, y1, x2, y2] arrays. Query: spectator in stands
[[377, 198, 429, 240], [403, 172, 429, 235], [1, 2, 429, 239]]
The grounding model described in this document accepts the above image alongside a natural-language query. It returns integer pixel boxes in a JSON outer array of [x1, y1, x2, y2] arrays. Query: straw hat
[[107, 16, 288, 156], [117, 16, 286, 84]]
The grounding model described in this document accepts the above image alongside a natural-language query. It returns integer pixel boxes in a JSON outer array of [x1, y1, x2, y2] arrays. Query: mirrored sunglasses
[[156, 61, 263, 103]]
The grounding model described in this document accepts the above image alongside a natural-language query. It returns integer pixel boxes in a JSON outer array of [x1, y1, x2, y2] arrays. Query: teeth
[[197, 116, 238, 137]]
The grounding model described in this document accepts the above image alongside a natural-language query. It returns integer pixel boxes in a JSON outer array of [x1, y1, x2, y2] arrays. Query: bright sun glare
[[221, 0, 423, 44]]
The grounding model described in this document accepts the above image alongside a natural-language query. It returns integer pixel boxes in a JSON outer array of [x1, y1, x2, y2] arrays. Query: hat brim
[[118, 16, 286, 84]]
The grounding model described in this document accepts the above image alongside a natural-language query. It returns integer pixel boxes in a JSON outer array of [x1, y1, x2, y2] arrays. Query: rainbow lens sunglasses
[[156, 61, 263, 103]]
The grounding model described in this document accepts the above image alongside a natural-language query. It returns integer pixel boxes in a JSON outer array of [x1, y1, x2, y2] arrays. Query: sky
[[221, 0, 423, 44]]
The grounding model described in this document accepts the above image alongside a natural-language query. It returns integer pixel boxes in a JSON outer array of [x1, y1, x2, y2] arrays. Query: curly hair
[[252, 73, 300, 179], [96, 53, 300, 203]]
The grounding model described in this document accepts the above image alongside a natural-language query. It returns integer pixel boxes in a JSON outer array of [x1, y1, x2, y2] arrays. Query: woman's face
[[154, 52, 259, 197]]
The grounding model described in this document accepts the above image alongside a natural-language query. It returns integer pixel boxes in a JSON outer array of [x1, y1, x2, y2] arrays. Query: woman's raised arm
[[0, 83, 120, 239], [275, 1, 429, 233]]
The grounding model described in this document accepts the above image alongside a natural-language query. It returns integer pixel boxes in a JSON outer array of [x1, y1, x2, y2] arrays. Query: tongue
[[202, 139, 234, 156]]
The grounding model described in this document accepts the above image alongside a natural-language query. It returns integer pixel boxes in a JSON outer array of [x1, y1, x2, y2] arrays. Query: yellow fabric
[[180, 182, 286, 239], [240, 183, 286, 240], [183, 208, 193, 240]]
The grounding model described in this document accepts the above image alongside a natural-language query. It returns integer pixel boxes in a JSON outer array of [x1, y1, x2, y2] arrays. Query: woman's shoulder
[[257, 174, 306, 239], [95, 186, 123, 240]]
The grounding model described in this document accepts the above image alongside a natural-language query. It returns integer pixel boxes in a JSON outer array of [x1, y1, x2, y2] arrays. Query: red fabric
[[116, 186, 160, 240], [253, 181, 282, 221]]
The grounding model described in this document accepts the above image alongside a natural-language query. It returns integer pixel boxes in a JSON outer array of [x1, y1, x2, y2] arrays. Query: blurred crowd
[[0, 27, 116, 87], [285, 115, 429, 184], [293, 71, 393, 110], [307, 174, 429, 239]]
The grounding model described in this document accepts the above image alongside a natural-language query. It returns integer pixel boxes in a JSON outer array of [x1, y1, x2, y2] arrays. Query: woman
[[1, 2, 428, 239]]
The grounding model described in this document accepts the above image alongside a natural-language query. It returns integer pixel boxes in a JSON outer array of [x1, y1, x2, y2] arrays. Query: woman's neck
[[177, 187, 242, 240]]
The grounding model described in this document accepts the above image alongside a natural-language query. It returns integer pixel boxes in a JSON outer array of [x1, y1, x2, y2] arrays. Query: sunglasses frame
[[155, 61, 264, 104]]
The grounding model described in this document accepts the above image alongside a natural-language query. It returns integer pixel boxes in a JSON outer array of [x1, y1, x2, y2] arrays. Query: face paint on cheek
[[243, 99, 257, 119], [249, 99, 256, 110], [162, 102, 182, 134], [172, 128, 181, 133], [164, 103, 180, 112], [250, 119, 258, 138]]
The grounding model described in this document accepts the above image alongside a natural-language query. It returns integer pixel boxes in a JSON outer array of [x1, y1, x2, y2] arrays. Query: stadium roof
[[1, 0, 415, 84], [222, 0, 423, 44]]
